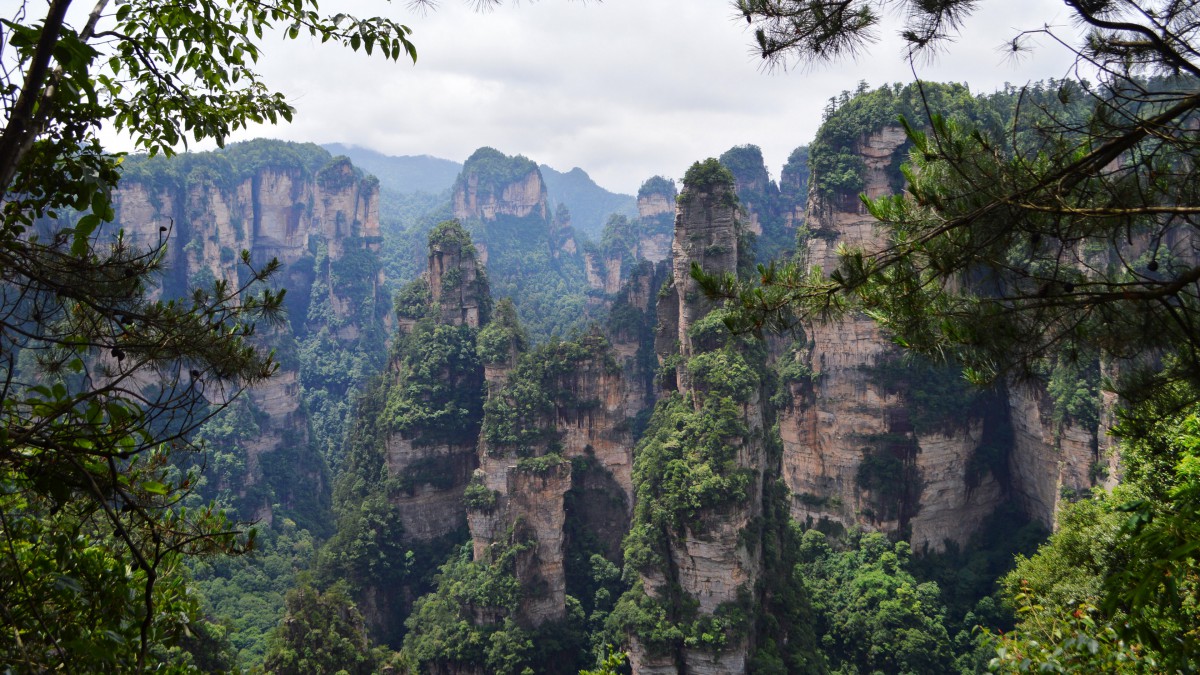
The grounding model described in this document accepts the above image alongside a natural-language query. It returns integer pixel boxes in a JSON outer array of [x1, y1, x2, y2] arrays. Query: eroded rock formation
[[779, 126, 1006, 549], [626, 162, 771, 674], [468, 331, 639, 626], [778, 125, 1111, 549], [110, 144, 384, 523]]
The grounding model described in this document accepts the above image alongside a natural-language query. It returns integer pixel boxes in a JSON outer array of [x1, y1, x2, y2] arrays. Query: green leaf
[[141, 480, 169, 495], [72, 214, 101, 256]]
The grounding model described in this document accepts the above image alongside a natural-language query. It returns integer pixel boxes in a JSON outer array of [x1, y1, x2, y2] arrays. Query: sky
[[135, 0, 1088, 194]]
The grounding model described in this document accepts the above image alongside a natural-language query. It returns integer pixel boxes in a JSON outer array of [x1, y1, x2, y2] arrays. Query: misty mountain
[[538, 164, 637, 238], [323, 143, 637, 240], [323, 143, 462, 195]]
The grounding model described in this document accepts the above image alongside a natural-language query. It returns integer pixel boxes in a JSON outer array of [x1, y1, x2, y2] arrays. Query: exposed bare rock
[[777, 123, 1122, 550], [111, 151, 382, 522], [585, 252, 607, 291], [385, 436, 476, 541], [638, 191, 675, 220], [628, 165, 764, 672], [909, 428, 1006, 551], [510, 464, 573, 624], [779, 126, 1004, 549], [428, 224, 488, 328], [672, 184, 738, 365], [636, 179, 677, 264], [1007, 384, 1103, 529], [467, 331, 639, 628], [638, 233, 673, 265], [452, 164, 549, 223]]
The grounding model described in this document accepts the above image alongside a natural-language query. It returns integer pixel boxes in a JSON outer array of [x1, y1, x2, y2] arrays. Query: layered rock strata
[[110, 148, 383, 519], [583, 178, 678, 298], [468, 332, 639, 626], [628, 165, 766, 674], [383, 222, 488, 543], [780, 124, 1113, 547], [780, 126, 1005, 549]]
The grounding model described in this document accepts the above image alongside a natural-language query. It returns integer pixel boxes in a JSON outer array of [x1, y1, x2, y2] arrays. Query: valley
[[90, 81, 1120, 673]]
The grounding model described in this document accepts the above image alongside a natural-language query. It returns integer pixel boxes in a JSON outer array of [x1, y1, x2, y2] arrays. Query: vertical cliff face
[[384, 222, 488, 545], [326, 221, 488, 645], [719, 144, 804, 261], [447, 147, 593, 342], [468, 331, 637, 627], [780, 126, 1006, 550], [624, 160, 779, 674], [452, 164, 549, 223], [670, 173, 739, 367], [110, 143, 385, 527], [428, 223, 490, 328], [718, 145, 776, 236], [780, 146, 810, 232], [607, 261, 667, 418], [635, 177, 678, 264], [116, 157, 380, 292], [1007, 384, 1105, 528], [782, 121, 1114, 548], [582, 177, 679, 305]]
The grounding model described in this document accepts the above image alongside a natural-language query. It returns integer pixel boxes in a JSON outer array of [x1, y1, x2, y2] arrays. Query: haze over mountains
[[49, 80, 1134, 673], [324, 142, 637, 238]]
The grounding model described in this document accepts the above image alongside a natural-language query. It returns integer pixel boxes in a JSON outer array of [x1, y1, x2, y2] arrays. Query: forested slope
[[81, 81, 1162, 670]]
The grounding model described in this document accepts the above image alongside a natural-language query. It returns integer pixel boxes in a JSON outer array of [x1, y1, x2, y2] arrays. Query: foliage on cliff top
[[120, 139, 365, 193], [386, 321, 485, 446], [448, 147, 590, 342], [806, 81, 987, 202], [477, 298, 529, 365], [394, 277, 433, 321], [719, 144, 771, 187], [461, 209, 589, 343], [457, 146, 541, 194], [428, 218, 478, 252], [781, 145, 810, 192], [482, 332, 616, 455], [637, 175, 677, 201], [681, 157, 737, 195]]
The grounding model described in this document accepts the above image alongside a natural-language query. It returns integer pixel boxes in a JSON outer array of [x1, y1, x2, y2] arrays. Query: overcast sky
[[158, 0, 1087, 194]]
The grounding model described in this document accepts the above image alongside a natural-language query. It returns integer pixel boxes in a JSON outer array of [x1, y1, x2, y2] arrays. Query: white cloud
[[107, 0, 1088, 194]]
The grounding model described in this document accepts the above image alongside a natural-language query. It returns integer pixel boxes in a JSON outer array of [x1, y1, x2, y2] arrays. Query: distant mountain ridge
[[322, 143, 461, 196], [538, 164, 637, 238], [322, 143, 635, 238]]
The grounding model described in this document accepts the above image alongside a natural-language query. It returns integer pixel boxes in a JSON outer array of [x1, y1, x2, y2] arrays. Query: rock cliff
[[624, 160, 777, 673], [779, 126, 1006, 549], [383, 221, 489, 544], [583, 177, 678, 300], [468, 331, 638, 626], [452, 149, 549, 224], [110, 142, 385, 526], [634, 177, 678, 264], [1007, 383, 1106, 528], [718, 144, 804, 261], [780, 123, 1111, 548], [447, 147, 592, 342]]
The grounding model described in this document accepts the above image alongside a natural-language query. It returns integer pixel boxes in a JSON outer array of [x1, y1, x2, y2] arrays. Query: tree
[[712, 0, 1200, 669], [722, 0, 1200, 397], [797, 529, 956, 674], [262, 583, 386, 675], [0, 0, 525, 669]]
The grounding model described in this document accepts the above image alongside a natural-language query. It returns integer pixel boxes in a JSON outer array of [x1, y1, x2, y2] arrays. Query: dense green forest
[[5, 0, 1200, 672]]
